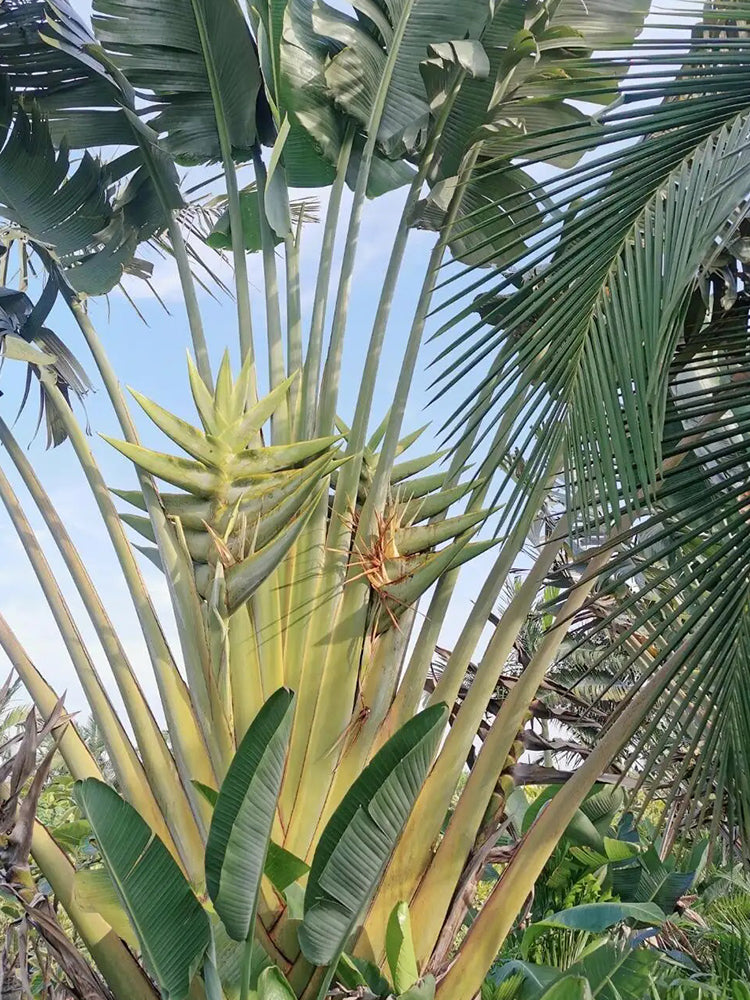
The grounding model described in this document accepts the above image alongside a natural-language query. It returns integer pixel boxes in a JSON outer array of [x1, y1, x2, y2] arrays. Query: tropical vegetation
[[0, 0, 749, 998]]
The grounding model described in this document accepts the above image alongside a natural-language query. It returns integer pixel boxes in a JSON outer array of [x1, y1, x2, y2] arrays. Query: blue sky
[[0, 1, 498, 720]]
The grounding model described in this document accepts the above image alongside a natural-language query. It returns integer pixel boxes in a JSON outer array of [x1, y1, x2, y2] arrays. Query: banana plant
[[490, 942, 666, 1000], [3, 2, 750, 1000]]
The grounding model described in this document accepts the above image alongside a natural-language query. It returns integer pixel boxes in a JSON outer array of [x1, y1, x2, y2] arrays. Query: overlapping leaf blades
[[413, 0, 650, 266], [0, 96, 137, 295], [298, 703, 447, 965], [308, 0, 493, 159], [434, 5, 750, 532], [76, 779, 210, 1000], [0, 0, 133, 148], [91, 0, 268, 163], [111, 360, 340, 613], [205, 688, 294, 941]]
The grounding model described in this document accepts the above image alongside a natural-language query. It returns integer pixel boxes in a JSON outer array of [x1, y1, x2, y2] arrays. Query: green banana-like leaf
[[278, 0, 412, 193], [399, 977, 437, 1000], [386, 902, 419, 995], [579, 787, 625, 834], [553, 0, 650, 44], [521, 786, 619, 852], [412, 163, 543, 269], [520, 902, 665, 960], [192, 780, 219, 808], [0, 2, 180, 310], [264, 841, 310, 893], [2, 0, 133, 149], [209, 917, 274, 997], [602, 838, 638, 863], [75, 779, 210, 1000], [206, 688, 294, 942], [257, 0, 338, 187], [91, 0, 267, 163], [202, 947, 224, 1000], [193, 781, 310, 893], [335, 954, 392, 997], [419, 38, 490, 114], [428, 0, 645, 183], [256, 966, 297, 999], [310, 0, 493, 158], [15, 2, 185, 238], [539, 979, 592, 1000], [0, 97, 136, 295], [207, 185, 275, 252], [411, 0, 651, 267], [206, 183, 319, 252], [567, 943, 661, 1000], [193, 780, 309, 894], [493, 962, 559, 999], [613, 847, 697, 915], [298, 703, 447, 966], [72, 868, 139, 950]]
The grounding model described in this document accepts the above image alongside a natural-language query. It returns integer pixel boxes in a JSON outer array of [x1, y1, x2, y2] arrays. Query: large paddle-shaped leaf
[[413, 0, 646, 269], [0, 3, 182, 297], [539, 980, 593, 1000], [75, 779, 210, 1000], [521, 902, 665, 960], [91, 0, 267, 163], [278, 0, 414, 193], [386, 901, 419, 994], [0, 0, 133, 149], [613, 846, 698, 915], [0, 93, 137, 295], [3, 1, 185, 234], [568, 943, 661, 1000], [298, 703, 447, 965], [205, 688, 295, 942], [311, 0, 493, 158]]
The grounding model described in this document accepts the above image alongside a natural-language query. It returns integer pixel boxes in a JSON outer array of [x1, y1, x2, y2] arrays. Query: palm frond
[[432, 4, 750, 536], [540, 304, 750, 852]]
